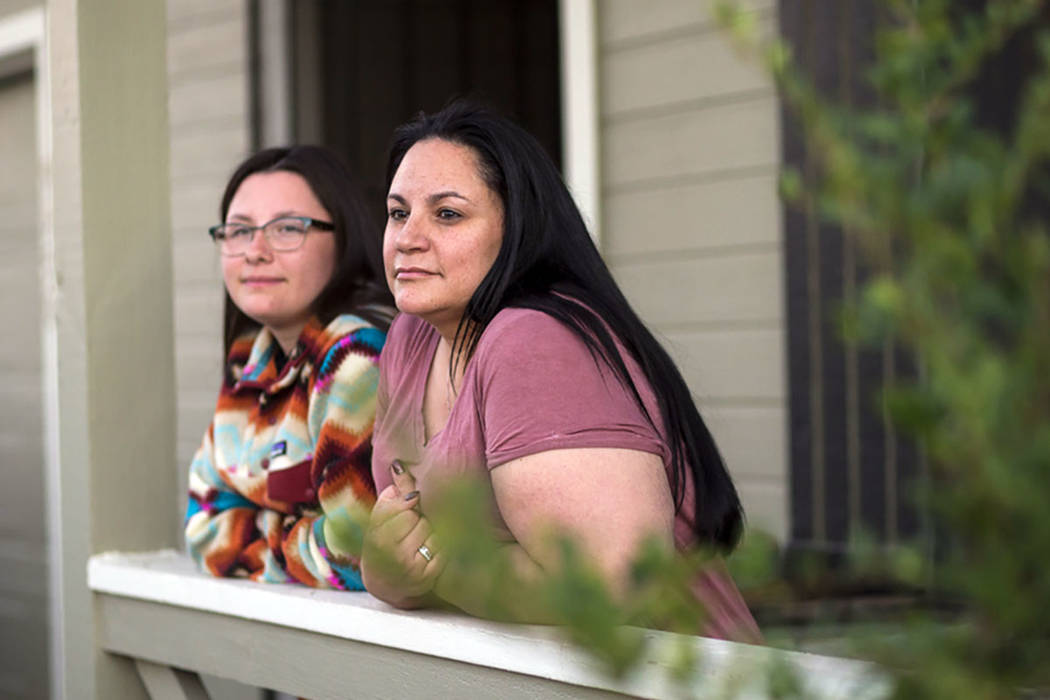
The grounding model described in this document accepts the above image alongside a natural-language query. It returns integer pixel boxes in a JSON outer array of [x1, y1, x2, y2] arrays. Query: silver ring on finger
[[417, 543, 434, 562]]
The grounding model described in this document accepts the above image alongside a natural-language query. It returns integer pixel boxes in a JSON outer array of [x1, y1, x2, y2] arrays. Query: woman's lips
[[395, 267, 436, 280], [241, 276, 284, 287]]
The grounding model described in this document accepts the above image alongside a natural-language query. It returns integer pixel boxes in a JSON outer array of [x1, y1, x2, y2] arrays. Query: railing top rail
[[88, 550, 887, 699]]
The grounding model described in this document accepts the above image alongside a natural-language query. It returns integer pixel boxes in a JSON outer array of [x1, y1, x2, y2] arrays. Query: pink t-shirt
[[372, 308, 760, 641]]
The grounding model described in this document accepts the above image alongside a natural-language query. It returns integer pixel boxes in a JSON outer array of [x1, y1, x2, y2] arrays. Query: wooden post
[[48, 0, 177, 697]]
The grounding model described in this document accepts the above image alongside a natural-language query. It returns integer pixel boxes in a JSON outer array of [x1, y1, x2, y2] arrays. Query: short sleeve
[[476, 310, 669, 468]]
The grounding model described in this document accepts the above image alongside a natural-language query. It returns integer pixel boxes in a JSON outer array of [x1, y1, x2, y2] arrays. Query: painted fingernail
[[404, 490, 419, 501], [391, 460, 405, 475]]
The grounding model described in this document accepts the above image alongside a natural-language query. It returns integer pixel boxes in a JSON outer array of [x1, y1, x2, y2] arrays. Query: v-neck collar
[[231, 318, 325, 394]]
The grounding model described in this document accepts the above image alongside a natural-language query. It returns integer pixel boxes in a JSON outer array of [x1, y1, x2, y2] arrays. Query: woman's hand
[[360, 461, 444, 608]]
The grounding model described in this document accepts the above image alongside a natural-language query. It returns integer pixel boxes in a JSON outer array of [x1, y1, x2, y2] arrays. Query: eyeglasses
[[208, 216, 335, 256]]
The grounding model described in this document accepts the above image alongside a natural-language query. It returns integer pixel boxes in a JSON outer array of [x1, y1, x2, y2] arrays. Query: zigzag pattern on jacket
[[185, 314, 384, 590]]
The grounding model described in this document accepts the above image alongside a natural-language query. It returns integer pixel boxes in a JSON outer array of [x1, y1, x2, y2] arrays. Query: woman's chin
[[241, 307, 297, 331], [393, 298, 432, 318], [239, 306, 279, 325], [396, 305, 448, 328]]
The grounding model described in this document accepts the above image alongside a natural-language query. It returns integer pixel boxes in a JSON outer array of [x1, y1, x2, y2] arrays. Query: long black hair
[[385, 101, 744, 552], [217, 146, 392, 356]]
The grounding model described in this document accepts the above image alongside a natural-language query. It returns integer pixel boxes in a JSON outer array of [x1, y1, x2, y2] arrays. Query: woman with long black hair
[[361, 102, 759, 640]]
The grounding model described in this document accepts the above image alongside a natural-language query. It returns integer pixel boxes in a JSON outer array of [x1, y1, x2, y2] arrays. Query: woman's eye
[[229, 227, 252, 239], [387, 208, 407, 221], [437, 208, 461, 221]]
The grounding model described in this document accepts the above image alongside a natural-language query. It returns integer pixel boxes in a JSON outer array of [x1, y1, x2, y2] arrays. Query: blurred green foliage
[[717, 0, 1050, 697]]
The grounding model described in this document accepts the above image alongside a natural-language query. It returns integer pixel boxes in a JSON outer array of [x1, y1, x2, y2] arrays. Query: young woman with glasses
[[184, 146, 392, 589], [360, 103, 760, 641]]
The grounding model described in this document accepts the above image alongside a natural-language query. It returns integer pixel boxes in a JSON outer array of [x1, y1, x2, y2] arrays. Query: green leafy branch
[[717, 1, 1050, 697]]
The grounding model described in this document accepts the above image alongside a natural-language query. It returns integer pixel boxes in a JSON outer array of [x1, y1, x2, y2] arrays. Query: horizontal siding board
[[173, 223, 224, 245], [0, 410, 42, 452], [179, 436, 204, 461], [602, 23, 771, 116], [175, 351, 221, 392], [177, 385, 221, 415], [168, 15, 246, 78], [171, 180, 224, 232], [0, 215, 35, 233], [178, 390, 219, 417], [179, 429, 207, 459], [174, 338, 222, 435], [612, 250, 782, 326], [662, 327, 785, 401], [734, 479, 787, 540], [167, 0, 242, 26], [168, 72, 248, 127], [0, 611, 47, 699], [0, 437, 44, 524], [174, 289, 223, 340], [173, 232, 222, 261], [704, 406, 787, 482], [168, 116, 245, 137], [169, 124, 249, 182], [0, 548, 46, 598], [603, 97, 779, 188], [173, 241, 223, 284], [603, 172, 781, 256], [0, 280, 41, 342], [173, 319, 222, 357], [599, 0, 773, 46], [179, 402, 213, 455]]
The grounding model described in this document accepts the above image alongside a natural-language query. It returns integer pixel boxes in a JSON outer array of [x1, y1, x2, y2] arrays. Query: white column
[[48, 0, 177, 697], [559, 0, 602, 245]]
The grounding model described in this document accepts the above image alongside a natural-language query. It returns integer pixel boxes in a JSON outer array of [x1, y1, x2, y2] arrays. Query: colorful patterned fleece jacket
[[185, 314, 384, 589]]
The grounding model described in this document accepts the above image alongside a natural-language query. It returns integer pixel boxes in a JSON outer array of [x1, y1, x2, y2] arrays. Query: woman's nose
[[243, 227, 273, 261], [393, 214, 429, 252]]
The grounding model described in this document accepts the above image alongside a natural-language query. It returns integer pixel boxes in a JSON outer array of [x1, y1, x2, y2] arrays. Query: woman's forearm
[[431, 542, 569, 624]]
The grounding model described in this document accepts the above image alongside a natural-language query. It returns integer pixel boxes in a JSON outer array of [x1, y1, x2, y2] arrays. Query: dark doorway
[[288, 0, 562, 224]]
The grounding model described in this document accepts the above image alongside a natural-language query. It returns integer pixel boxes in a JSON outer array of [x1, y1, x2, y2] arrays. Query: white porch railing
[[87, 551, 889, 699]]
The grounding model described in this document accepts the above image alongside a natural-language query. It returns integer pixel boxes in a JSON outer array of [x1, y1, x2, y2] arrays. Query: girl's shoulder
[[324, 312, 384, 339], [318, 314, 386, 357]]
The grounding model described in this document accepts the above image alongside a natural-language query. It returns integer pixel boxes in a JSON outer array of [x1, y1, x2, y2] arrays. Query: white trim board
[[559, 0, 602, 245], [89, 550, 887, 699], [0, 6, 41, 62]]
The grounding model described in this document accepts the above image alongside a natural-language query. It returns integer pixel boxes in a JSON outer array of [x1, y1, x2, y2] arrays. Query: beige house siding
[[167, 3, 260, 697], [598, 0, 787, 539], [166, 0, 251, 519]]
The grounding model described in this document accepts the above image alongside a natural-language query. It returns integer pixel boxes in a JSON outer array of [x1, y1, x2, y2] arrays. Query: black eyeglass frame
[[208, 216, 336, 255]]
